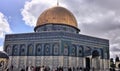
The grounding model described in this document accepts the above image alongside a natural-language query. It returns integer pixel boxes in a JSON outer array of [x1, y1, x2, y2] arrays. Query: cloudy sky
[[0, 0, 120, 58]]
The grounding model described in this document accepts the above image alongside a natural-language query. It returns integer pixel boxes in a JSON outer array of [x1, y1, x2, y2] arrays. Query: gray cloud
[[110, 44, 120, 52], [85, 0, 120, 11]]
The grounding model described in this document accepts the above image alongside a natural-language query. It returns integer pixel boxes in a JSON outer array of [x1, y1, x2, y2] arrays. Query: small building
[[0, 51, 9, 71]]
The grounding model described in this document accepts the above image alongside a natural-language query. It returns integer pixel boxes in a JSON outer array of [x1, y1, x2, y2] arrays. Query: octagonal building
[[4, 6, 109, 71]]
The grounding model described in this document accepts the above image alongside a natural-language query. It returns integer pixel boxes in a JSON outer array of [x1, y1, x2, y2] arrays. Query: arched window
[[71, 44, 76, 56], [20, 44, 26, 56], [84, 46, 91, 56], [44, 43, 50, 55], [63, 43, 69, 56], [53, 43, 59, 55], [12, 45, 18, 56], [28, 44, 34, 56], [92, 50, 100, 58], [77, 45, 83, 56], [5, 45, 11, 55], [36, 44, 42, 56]]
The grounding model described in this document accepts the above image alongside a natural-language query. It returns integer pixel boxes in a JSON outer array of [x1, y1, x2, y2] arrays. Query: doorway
[[86, 57, 90, 70]]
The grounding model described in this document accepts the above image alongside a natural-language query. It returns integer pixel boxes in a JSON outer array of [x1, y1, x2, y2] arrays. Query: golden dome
[[35, 6, 78, 29]]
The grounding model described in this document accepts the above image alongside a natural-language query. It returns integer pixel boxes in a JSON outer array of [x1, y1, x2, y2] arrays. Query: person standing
[[39, 66, 41, 71], [68, 67, 72, 71], [21, 68, 25, 71], [10, 65, 13, 71], [31, 66, 34, 71], [40, 66, 44, 71], [28, 66, 32, 71]]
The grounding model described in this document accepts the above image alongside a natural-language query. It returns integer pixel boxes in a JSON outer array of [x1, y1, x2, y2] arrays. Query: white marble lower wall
[[104, 59, 109, 70], [10, 56, 83, 69], [8, 56, 12, 68], [9, 56, 109, 70], [91, 58, 110, 70], [92, 57, 101, 70], [35, 56, 42, 66], [19, 56, 26, 68]]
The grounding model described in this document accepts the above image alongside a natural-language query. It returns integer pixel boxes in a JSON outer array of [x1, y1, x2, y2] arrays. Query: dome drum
[[34, 23, 80, 33]]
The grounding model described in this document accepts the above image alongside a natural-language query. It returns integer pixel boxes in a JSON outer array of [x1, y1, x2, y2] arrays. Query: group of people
[[7, 65, 93, 71], [20, 66, 83, 71], [20, 66, 50, 71]]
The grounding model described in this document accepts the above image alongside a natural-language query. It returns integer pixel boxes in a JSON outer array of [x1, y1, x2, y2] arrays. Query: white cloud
[[21, 0, 120, 58], [0, 45, 3, 51], [0, 12, 12, 39], [21, 0, 66, 27], [0, 12, 12, 51]]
